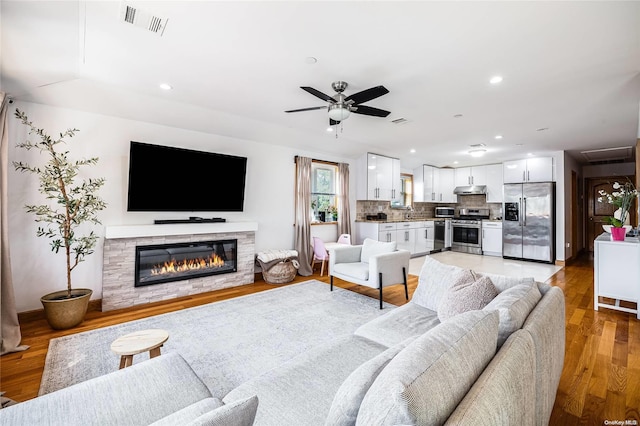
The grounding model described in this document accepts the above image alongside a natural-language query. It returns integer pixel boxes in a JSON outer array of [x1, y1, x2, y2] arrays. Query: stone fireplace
[[102, 223, 257, 311]]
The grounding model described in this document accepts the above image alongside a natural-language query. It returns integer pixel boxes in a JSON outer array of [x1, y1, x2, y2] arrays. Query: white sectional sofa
[[0, 256, 565, 425]]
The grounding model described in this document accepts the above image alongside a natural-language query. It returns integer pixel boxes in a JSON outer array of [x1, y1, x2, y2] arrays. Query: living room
[[1, 1, 640, 425]]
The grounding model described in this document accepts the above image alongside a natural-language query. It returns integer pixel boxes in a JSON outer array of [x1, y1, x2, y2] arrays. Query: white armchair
[[329, 238, 411, 309]]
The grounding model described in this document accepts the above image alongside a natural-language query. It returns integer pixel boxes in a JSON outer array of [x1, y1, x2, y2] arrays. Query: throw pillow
[[355, 310, 500, 426], [325, 336, 418, 426], [412, 256, 468, 310], [186, 395, 258, 426], [360, 238, 397, 264], [437, 271, 498, 322], [483, 282, 542, 347]]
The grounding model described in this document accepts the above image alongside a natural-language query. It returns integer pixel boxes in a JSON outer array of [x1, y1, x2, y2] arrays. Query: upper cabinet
[[413, 165, 456, 203], [455, 165, 488, 186], [357, 153, 400, 201], [503, 157, 553, 183], [484, 163, 503, 203], [391, 158, 403, 206]]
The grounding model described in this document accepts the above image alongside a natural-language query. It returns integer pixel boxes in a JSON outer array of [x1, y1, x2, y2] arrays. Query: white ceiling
[[2, 1, 640, 170]]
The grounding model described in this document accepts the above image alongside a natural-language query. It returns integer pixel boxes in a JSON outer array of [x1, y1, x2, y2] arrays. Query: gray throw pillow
[[483, 282, 542, 347], [325, 336, 418, 426], [412, 256, 468, 310], [437, 271, 498, 322], [186, 395, 258, 426], [355, 310, 500, 426], [360, 238, 397, 264]]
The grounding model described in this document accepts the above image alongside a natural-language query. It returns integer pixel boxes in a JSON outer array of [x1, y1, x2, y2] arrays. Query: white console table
[[593, 232, 640, 319]]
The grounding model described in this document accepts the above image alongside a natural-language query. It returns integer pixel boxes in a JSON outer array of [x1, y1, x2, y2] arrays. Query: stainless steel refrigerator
[[503, 182, 555, 263]]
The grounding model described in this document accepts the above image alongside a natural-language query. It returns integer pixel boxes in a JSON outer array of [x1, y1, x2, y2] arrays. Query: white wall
[[8, 102, 355, 312], [550, 151, 567, 262]]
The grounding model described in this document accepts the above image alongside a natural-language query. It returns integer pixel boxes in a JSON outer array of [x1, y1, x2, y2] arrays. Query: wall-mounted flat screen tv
[[127, 141, 247, 212]]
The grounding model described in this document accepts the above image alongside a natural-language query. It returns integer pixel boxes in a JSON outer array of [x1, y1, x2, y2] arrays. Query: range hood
[[453, 185, 487, 195]]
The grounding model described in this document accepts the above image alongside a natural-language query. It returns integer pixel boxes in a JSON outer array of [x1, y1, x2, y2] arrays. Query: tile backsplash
[[356, 195, 503, 220]]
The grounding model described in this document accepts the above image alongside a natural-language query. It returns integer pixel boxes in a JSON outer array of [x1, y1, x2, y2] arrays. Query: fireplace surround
[[102, 222, 257, 311]]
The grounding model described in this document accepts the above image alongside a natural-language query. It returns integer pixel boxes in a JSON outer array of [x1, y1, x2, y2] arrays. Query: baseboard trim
[[18, 299, 102, 323]]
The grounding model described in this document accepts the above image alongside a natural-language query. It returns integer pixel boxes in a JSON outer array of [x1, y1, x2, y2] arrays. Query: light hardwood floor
[[1, 252, 639, 424]]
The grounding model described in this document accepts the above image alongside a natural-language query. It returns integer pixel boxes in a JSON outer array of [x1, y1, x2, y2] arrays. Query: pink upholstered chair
[[311, 237, 330, 276], [337, 234, 351, 245]]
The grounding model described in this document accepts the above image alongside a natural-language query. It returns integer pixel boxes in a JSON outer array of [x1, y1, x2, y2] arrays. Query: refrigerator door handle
[[519, 198, 523, 226], [523, 197, 527, 226]]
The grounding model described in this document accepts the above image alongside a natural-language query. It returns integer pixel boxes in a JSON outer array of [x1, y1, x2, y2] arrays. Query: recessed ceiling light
[[527, 152, 534, 156], [326, 127, 333, 132], [159, 83, 172, 90], [469, 149, 487, 157], [495, 135, 503, 140], [453, 114, 463, 118], [305, 57, 317, 64], [453, 161, 459, 164], [410, 149, 416, 153], [489, 76, 503, 85]]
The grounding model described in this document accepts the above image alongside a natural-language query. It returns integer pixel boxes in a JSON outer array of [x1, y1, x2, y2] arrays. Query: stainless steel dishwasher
[[434, 220, 445, 251]]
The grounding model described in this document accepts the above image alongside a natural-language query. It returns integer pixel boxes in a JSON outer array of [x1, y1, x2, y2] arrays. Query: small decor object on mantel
[[13, 109, 107, 330], [597, 179, 638, 242]]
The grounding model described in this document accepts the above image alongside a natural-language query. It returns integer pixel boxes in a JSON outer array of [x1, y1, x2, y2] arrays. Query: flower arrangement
[[597, 180, 638, 228]]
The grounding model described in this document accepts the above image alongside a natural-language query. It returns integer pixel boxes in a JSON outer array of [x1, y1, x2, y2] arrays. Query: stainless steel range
[[451, 208, 490, 255]]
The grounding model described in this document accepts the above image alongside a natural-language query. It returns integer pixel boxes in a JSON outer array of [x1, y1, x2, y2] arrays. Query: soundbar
[[154, 217, 226, 224]]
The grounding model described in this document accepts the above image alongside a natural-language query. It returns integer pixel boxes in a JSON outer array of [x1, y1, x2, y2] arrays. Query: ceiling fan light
[[328, 104, 350, 121]]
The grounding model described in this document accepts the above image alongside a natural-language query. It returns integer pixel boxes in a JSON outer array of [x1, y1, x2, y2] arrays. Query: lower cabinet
[[355, 221, 433, 256], [482, 221, 502, 257]]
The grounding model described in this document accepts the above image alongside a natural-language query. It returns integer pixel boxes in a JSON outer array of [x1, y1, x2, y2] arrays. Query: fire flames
[[151, 253, 225, 276]]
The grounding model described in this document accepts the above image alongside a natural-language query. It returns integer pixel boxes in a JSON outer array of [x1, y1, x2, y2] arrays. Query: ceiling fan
[[285, 81, 391, 126]]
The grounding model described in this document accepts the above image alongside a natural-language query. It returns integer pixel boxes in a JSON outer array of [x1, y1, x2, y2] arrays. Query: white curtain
[[294, 156, 313, 276], [1, 93, 28, 355], [337, 162, 352, 237]]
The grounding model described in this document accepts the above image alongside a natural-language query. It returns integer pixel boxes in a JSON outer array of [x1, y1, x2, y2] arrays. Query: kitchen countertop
[[356, 217, 441, 223]]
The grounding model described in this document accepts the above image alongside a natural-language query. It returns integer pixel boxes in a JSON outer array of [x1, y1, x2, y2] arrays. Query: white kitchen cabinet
[[484, 163, 503, 203], [594, 233, 640, 319], [391, 158, 403, 206], [357, 153, 397, 201], [377, 223, 397, 243], [482, 220, 503, 257], [396, 221, 420, 253], [416, 221, 435, 253], [503, 157, 553, 183], [438, 168, 457, 202], [455, 165, 487, 186]]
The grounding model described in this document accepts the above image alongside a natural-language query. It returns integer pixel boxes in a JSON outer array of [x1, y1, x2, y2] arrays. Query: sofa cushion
[[187, 395, 258, 426], [477, 272, 535, 293], [412, 256, 467, 310], [483, 282, 542, 347], [150, 398, 224, 426], [333, 262, 369, 281], [325, 336, 418, 426], [355, 310, 500, 426], [354, 302, 440, 348], [445, 331, 537, 425], [360, 238, 397, 264], [223, 335, 387, 426], [437, 271, 498, 322]]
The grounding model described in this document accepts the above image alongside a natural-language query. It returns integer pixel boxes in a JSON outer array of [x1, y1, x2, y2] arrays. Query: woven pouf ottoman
[[256, 249, 300, 284]]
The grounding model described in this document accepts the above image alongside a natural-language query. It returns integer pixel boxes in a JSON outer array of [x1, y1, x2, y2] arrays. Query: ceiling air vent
[[119, 2, 168, 36], [391, 118, 409, 124]]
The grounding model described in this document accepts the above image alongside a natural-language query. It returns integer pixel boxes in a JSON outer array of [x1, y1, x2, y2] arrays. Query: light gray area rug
[[40, 280, 393, 396]]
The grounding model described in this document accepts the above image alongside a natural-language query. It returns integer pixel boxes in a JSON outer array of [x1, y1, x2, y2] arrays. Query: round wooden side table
[[110, 329, 170, 369]]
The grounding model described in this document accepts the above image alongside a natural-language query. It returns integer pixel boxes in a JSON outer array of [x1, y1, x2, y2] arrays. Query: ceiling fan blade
[[329, 118, 340, 126], [285, 106, 327, 113], [345, 85, 389, 104], [352, 105, 391, 118], [301, 87, 335, 103]]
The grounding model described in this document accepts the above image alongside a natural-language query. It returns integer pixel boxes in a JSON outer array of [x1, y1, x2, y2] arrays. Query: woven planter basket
[[263, 259, 297, 284]]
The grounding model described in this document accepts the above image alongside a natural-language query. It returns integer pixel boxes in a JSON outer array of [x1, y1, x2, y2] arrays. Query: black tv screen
[[127, 142, 247, 212]]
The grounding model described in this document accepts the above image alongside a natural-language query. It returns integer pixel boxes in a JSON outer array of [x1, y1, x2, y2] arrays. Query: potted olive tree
[[13, 109, 106, 330]]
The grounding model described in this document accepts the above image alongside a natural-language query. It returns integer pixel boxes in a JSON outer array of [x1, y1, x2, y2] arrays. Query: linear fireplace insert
[[135, 239, 237, 287]]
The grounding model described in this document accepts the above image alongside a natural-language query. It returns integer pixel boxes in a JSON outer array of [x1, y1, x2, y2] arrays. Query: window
[[311, 161, 338, 222]]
